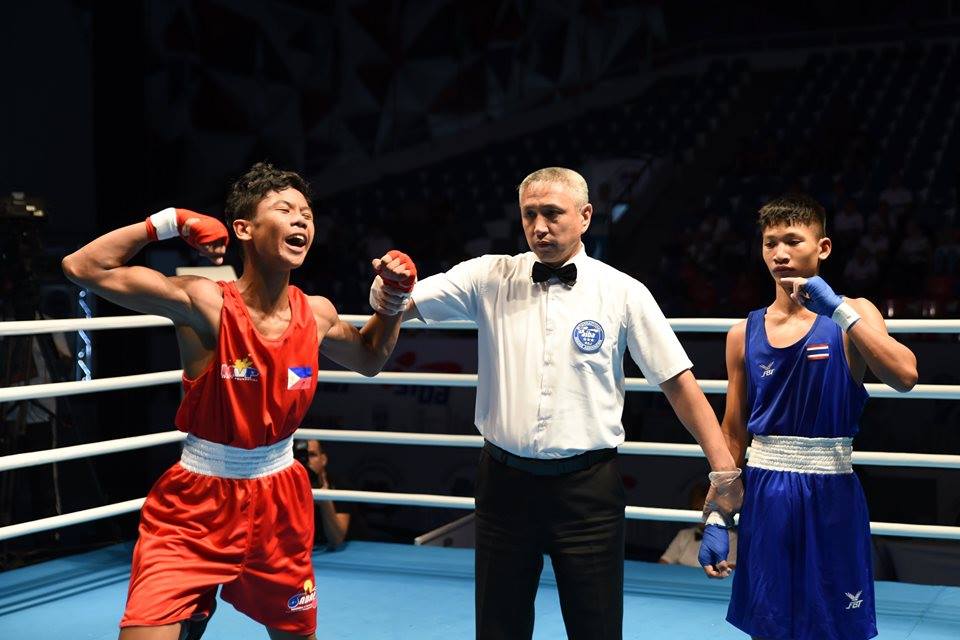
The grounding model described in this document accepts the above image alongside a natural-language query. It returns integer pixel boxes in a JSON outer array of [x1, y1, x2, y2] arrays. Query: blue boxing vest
[[745, 309, 867, 438], [727, 307, 877, 640]]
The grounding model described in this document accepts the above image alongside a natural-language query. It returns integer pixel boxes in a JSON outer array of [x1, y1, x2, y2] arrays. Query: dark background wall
[[1, 1, 96, 237]]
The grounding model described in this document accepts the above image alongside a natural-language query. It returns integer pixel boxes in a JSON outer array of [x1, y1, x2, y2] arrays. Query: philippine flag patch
[[806, 343, 830, 361], [287, 366, 313, 390]]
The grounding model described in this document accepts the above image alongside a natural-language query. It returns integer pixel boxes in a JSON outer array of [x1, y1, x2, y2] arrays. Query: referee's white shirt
[[411, 245, 692, 459]]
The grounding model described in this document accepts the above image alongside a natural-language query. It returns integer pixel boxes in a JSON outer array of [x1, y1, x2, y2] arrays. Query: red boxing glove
[[377, 249, 417, 292], [145, 207, 229, 250]]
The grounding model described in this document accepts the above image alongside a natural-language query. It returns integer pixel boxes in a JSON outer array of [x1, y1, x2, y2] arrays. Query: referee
[[370, 167, 742, 639]]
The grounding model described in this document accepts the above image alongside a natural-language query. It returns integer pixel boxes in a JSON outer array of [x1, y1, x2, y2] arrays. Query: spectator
[[879, 173, 914, 217], [843, 246, 880, 298], [896, 220, 932, 292], [874, 200, 900, 235], [756, 140, 779, 175], [364, 225, 395, 263], [897, 220, 932, 267], [833, 198, 864, 248], [717, 229, 748, 272], [699, 212, 732, 244], [728, 271, 760, 314], [312, 211, 334, 247], [295, 440, 355, 549], [588, 182, 613, 260], [828, 181, 847, 212], [933, 228, 960, 275], [859, 218, 891, 260]]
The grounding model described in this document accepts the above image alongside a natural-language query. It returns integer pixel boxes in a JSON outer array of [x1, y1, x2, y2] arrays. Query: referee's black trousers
[[474, 448, 626, 640]]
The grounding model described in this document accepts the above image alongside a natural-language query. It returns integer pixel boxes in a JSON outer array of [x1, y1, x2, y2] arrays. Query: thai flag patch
[[287, 366, 313, 390], [806, 343, 830, 361]]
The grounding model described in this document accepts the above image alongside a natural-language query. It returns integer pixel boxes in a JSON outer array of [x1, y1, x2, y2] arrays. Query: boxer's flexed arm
[[62, 208, 227, 321], [319, 250, 416, 377], [781, 276, 918, 391], [62, 209, 228, 370]]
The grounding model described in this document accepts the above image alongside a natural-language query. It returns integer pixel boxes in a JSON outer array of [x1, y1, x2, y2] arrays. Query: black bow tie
[[532, 261, 577, 286]]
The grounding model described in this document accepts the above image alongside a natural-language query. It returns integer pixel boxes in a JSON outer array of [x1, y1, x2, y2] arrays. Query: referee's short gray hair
[[518, 167, 589, 208]]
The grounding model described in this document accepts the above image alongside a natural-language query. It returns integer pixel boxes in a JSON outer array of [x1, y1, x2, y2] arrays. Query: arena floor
[[1, 541, 958, 639]]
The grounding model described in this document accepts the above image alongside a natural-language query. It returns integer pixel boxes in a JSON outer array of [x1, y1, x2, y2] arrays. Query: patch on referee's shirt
[[806, 343, 829, 360], [572, 320, 604, 353], [287, 366, 313, 389]]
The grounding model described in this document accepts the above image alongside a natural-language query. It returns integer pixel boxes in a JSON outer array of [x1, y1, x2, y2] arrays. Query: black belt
[[482, 441, 616, 476]]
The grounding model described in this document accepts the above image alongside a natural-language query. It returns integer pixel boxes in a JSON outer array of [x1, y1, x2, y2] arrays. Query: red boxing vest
[[175, 281, 319, 448]]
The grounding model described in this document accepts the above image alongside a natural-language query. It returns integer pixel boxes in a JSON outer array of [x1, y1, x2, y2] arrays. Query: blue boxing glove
[[698, 524, 730, 576], [698, 511, 732, 578], [797, 276, 841, 316], [782, 276, 861, 331]]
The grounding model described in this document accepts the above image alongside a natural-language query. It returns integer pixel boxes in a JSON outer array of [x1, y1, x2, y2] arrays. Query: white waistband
[[747, 434, 853, 475], [179, 434, 295, 479]]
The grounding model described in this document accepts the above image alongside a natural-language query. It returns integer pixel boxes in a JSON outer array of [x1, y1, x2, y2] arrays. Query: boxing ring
[[1, 314, 959, 639]]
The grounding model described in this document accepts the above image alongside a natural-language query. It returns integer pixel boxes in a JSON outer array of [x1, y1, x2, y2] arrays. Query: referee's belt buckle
[[483, 441, 615, 476]]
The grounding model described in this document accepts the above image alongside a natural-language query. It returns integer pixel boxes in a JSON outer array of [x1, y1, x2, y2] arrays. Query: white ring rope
[[0, 498, 146, 542], [0, 431, 188, 472], [4, 428, 957, 473], [0, 315, 474, 336], [3, 314, 959, 336], [2, 491, 958, 542], [1, 314, 958, 543], [311, 496, 960, 541], [0, 370, 183, 402], [1, 428, 957, 542], [2, 369, 959, 403]]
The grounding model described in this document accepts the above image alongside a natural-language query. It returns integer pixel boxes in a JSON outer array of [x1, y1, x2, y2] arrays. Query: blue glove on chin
[[698, 524, 729, 569], [798, 276, 842, 316], [791, 276, 861, 331]]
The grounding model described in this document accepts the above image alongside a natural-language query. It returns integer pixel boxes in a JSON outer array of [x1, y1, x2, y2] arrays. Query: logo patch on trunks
[[287, 579, 317, 612], [572, 320, 604, 353], [844, 590, 863, 610], [287, 366, 313, 390]]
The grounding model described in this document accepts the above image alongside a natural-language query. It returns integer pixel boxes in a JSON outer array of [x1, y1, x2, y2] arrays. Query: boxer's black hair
[[758, 193, 826, 238], [225, 162, 312, 225]]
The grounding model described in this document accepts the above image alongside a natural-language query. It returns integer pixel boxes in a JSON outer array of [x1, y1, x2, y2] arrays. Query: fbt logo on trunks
[[220, 356, 261, 382], [287, 579, 318, 612], [759, 361, 776, 377], [572, 320, 604, 353], [844, 590, 863, 610]]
